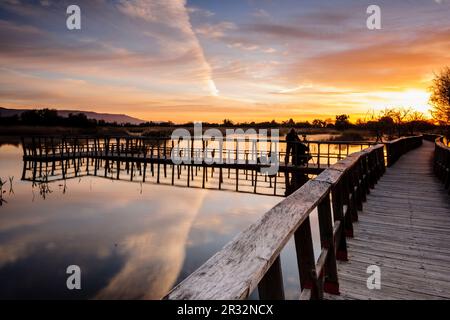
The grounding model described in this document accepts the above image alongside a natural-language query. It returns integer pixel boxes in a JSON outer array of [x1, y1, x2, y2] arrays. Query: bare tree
[[406, 111, 427, 135], [430, 67, 450, 136]]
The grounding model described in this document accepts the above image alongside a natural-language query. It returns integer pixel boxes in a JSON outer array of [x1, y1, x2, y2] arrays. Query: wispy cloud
[[187, 6, 215, 17], [252, 9, 270, 18], [195, 21, 236, 39]]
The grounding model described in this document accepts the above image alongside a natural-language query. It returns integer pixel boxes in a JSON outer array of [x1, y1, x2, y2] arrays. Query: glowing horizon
[[0, 1, 449, 123]]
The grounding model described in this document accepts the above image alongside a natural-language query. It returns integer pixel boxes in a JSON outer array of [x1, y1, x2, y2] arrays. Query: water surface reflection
[[0, 143, 281, 299]]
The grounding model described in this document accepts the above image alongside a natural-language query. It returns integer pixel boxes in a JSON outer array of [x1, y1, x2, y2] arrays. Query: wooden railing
[[165, 144, 386, 300], [20, 135, 376, 169], [432, 136, 450, 195], [384, 136, 423, 167]]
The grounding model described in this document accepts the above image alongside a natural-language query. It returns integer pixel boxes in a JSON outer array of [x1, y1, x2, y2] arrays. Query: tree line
[[0, 109, 116, 128]]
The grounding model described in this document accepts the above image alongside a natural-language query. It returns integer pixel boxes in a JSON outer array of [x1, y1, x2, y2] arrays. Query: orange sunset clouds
[[0, 0, 449, 122]]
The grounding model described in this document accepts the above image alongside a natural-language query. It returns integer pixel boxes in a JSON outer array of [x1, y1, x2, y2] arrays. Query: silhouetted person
[[285, 128, 299, 165], [283, 129, 311, 195], [285, 129, 310, 166], [296, 142, 310, 166]]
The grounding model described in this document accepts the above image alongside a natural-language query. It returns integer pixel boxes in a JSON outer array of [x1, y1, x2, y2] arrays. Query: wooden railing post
[[331, 180, 348, 261], [317, 193, 339, 295], [367, 151, 376, 188], [342, 172, 354, 237], [258, 256, 285, 300], [360, 154, 370, 198], [295, 216, 322, 299], [433, 136, 450, 195], [347, 165, 359, 222], [353, 159, 364, 211]]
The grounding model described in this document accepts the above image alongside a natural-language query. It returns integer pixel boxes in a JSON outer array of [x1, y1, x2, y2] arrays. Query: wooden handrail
[[433, 136, 450, 194], [164, 144, 386, 300], [384, 135, 423, 167]]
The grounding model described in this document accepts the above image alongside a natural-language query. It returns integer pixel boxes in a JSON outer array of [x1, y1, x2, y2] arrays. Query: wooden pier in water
[[21, 136, 374, 197], [166, 135, 450, 300]]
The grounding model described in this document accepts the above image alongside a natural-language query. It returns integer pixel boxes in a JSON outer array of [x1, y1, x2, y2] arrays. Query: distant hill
[[0, 107, 145, 125]]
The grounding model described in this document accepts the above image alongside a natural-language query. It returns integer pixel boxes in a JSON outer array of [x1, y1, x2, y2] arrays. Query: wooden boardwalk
[[329, 140, 450, 299]]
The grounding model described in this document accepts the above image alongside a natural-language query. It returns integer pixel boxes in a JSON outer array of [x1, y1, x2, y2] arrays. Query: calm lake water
[[0, 137, 328, 300]]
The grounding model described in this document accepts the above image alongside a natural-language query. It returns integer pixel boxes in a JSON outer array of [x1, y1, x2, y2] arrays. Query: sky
[[0, 0, 449, 123]]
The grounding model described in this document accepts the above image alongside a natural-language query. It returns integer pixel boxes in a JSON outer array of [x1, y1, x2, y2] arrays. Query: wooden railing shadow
[[165, 136, 422, 300]]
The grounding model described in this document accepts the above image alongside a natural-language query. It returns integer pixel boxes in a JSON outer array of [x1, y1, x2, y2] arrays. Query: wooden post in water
[[51, 138, 56, 174], [327, 144, 330, 166], [191, 138, 194, 182], [164, 139, 167, 178], [273, 174, 277, 196], [157, 139, 161, 184], [21, 137, 27, 157], [61, 138, 67, 179], [202, 165, 206, 189], [150, 145, 154, 177], [130, 160, 134, 181], [143, 145, 147, 183], [38, 137, 43, 176], [187, 164, 190, 186], [171, 162, 175, 185], [317, 142, 321, 169], [245, 152, 249, 180]]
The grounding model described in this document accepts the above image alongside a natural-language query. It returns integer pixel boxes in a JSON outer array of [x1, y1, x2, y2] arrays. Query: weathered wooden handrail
[[384, 135, 423, 167], [164, 144, 386, 300], [432, 136, 450, 195]]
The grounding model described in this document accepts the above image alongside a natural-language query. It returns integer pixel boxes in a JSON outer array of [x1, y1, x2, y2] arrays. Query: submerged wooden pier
[[20, 136, 375, 197], [166, 135, 450, 300]]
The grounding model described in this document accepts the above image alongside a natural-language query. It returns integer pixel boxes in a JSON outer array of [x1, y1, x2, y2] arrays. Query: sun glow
[[369, 89, 431, 115]]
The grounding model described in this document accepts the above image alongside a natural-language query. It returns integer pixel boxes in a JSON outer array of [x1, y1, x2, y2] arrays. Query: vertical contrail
[[117, 0, 219, 96], [179, 0, 219, 96]]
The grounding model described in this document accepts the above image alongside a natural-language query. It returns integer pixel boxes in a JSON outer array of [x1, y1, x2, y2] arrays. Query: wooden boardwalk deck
[[328, 140, 450, 299]]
